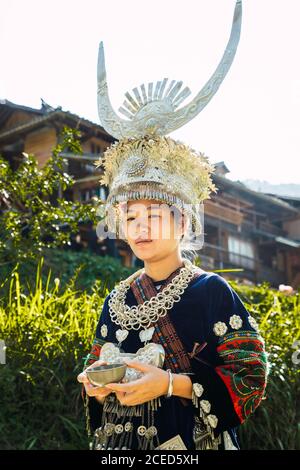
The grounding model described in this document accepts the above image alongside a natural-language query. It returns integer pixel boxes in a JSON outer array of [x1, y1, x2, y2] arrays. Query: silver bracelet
[[165, 369, 173, 399]]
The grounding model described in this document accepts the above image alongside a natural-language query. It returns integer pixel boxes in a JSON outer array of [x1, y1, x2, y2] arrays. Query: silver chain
[[108, 259, 199, 331]]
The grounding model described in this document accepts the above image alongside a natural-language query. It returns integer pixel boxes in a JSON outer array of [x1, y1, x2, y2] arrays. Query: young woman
[[77, 1, 267, 449], [77, 198, 269, 450]]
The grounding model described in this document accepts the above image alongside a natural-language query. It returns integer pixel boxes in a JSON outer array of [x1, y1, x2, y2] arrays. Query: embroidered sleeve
[[80, 294, 111, 438], [189, 275, 269, 448]]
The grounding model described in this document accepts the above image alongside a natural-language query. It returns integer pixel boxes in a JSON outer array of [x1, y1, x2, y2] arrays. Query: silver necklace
[[108, 259, 199, 339]]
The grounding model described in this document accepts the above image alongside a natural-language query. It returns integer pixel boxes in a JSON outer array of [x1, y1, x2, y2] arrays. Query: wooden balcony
[[258, 221, 285, 237], [198, 242, 285, 286], [204, 200, 244, 226]]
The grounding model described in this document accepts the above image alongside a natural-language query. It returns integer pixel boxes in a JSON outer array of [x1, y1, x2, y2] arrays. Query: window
[[90, 142, 102, 155], [228, 235, 255, 269]]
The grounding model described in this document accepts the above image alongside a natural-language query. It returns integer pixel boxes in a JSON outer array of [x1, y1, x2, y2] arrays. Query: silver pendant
[[116, 329, 129, 343], [100, 342, 165, 383], [139, 327, 155, 344]]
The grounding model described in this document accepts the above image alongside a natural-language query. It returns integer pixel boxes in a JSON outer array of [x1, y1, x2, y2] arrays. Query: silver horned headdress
[[95, 0, 242, 249]]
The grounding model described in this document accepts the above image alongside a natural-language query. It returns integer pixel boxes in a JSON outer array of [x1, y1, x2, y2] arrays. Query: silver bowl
[[86, 363, 127, 387]]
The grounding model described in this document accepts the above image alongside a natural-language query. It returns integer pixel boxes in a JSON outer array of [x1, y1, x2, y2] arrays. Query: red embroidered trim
[[215, 333, 267, 423]]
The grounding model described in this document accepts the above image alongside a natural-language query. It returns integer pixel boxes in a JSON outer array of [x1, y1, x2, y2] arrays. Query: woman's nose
[[135, 216, 150, 229]]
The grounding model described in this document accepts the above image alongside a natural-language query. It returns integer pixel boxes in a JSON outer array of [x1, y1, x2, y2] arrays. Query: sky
[[1, 0, 299, 185]]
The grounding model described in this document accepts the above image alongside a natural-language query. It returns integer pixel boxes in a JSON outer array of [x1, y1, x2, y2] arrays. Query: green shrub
[[0, 246, 135, 299], [231, 280, 300, 450], [0, 257, 104, 449]]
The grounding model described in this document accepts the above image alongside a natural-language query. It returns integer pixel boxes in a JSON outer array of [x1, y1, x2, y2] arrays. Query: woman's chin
[[133, 245, 157, 260]]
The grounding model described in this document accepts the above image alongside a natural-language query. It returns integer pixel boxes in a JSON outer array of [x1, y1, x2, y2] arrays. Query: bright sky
[[1, 0, 299, 184]]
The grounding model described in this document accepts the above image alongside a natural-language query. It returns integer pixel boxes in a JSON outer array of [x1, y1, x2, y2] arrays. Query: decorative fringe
[[90, 394, 161, 451]]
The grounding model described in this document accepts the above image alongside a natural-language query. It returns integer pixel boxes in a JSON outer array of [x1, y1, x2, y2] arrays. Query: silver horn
[[97, 41, 134, 139], [97, 0, 242, 139], [169, 0, 242, 133]]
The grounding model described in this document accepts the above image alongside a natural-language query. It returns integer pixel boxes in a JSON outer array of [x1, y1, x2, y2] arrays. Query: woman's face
[[119, 199, 185, 262]]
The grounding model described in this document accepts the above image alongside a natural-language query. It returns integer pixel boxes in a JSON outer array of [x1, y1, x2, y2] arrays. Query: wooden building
[[1, 99, 299, 288], [201, 163, 300, 287]]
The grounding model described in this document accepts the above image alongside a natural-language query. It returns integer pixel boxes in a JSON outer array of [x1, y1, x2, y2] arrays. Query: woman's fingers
[[77, 360, 107, 383], [77, 372, 88, 383], [85, 382, 111, 397], [78, 360, 112, 400]]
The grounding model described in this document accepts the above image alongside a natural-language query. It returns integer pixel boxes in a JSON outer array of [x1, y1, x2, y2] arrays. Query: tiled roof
[[0, 99, 113, 142]]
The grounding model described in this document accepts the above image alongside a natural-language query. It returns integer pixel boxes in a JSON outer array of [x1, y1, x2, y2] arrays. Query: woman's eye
[[126, 215, 160, 221], [126, 214, 160, 222]]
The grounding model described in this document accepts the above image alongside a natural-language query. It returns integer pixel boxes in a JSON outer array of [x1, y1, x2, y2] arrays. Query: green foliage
[[0, 263, 299, 449], [0, 257, 104, 449], [231, 280, 300, 449], [0, 127, 103, 265], [231, 280, 300, 377], [0, 247, 135, 299]]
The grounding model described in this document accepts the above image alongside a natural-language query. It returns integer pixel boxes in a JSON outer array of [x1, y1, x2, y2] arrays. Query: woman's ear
[[180, 213, 188, 239]]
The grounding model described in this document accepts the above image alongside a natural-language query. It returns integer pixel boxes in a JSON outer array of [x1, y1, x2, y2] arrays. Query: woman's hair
[[180, 246, 199, 263], [172, 204, 203, 260]]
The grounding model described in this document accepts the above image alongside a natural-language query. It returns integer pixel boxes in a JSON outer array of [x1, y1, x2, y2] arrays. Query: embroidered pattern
[[213, 321, 228, 337], [83, 337, 106, 369], [215, 330, 268, 423], [152, 317, 191, 373]]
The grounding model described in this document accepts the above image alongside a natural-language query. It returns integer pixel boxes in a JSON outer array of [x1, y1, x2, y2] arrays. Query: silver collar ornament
[[102, 260, 201, 383]]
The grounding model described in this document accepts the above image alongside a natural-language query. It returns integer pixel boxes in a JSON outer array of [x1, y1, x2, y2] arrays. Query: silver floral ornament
[[104, 423, 115, 436], [200, 400, 211, 414], [207, 414, 218, 429], [125, 422, 133, 432], [229, 314, 243, 330], [101, 324, 108, 338], [213, 321, 228, 337], [193, 383, 204, 398], [248, 315, 259, 332], [139, 327, 155, 344]]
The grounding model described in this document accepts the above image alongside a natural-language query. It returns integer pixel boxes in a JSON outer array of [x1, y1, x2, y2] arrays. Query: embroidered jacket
[[81, 269, 269, 450]]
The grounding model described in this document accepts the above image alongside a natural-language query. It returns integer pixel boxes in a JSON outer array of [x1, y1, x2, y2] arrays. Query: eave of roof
[[0, 101, 114, 143], [213, 174, 299, 214]]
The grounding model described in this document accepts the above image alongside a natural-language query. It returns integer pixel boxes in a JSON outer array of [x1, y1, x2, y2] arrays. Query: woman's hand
[[104, 360, 169, 406], [77, 360, 112, 402]]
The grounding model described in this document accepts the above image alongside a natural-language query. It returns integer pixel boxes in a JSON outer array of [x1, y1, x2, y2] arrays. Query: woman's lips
[[135, 239, 153, 245]]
